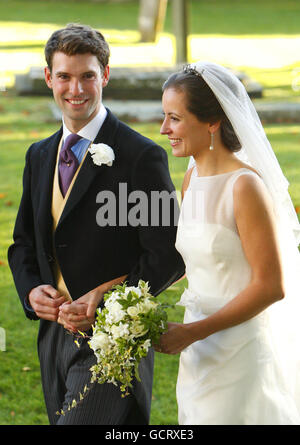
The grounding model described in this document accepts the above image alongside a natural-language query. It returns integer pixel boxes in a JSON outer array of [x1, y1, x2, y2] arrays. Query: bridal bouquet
[[87, 280, 168, 396], [57, 281, 169, 415]]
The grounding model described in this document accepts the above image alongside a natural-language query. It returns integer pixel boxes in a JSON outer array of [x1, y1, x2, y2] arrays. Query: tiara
[[183, 64, 204, 77]]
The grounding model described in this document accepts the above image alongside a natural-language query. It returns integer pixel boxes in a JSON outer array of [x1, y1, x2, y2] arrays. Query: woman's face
[[160, 88, 210, 158]]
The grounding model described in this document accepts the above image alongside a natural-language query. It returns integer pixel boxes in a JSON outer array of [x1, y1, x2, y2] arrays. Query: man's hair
[[45, 23, 110, 73]]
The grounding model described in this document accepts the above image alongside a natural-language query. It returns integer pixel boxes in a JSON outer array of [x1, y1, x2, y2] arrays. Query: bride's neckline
[[194, 167, 252, 179]]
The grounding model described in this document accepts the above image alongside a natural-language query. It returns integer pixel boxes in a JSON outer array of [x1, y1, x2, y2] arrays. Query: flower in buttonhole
[[88, 143, 115, 166]]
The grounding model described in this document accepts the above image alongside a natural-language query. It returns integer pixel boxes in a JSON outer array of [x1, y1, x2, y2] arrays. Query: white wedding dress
[[175, 166, 300, 425]]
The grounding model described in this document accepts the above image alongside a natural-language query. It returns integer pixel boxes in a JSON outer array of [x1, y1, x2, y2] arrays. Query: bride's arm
[[157, 174, 284, 354]]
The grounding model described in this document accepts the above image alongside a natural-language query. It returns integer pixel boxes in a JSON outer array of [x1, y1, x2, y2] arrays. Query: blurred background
[[0, 0, 299, 425]]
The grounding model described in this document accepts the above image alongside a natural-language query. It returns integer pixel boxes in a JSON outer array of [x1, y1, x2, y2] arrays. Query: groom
[[8, 23, 184, 425]]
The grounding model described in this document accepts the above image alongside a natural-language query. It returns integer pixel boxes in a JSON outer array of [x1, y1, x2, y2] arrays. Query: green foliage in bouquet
[[89, 280, 170, 396], [57, 280, 170, 415]]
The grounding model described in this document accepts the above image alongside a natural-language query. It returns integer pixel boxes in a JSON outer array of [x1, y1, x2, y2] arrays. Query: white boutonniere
[[88, 143, 115, 167]]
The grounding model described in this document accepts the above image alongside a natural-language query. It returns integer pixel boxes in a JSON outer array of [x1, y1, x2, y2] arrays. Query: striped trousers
[[37, 321, 153, 425]]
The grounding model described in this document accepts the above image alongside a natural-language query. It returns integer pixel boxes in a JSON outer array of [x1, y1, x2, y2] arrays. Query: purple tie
[[59, 134, 82, 197]]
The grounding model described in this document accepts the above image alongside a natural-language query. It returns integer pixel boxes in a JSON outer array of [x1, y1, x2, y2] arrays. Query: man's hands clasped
[[28, 284, 67, 322], [28, 275, 127, 333], [58, 287, 104, 333], [28, 284, 104, 333]]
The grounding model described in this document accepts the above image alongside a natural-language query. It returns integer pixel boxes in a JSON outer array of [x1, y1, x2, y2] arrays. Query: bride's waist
[[177, 287, 233, 315], [178, 288, 268, 340]]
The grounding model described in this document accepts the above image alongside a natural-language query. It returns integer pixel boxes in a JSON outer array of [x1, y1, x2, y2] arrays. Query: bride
[[156, 61, 300, 425]]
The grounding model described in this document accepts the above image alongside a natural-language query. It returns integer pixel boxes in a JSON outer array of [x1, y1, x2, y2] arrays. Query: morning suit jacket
[[8, 108, 185, 423]]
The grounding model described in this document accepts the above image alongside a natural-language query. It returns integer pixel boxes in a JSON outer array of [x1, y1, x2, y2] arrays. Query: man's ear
[[102, 65, 110, 88], [44, 66, 53, 90]]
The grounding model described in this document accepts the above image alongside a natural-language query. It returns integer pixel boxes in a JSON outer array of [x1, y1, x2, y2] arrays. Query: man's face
[[45, 51, 109, 132]]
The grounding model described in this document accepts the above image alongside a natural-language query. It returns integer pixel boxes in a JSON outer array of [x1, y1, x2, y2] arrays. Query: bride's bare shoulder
[[236, 160, 260, 176]]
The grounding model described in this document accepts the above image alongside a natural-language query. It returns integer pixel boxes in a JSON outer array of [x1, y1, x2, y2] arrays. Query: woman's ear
[[208, 120, 221, 134]]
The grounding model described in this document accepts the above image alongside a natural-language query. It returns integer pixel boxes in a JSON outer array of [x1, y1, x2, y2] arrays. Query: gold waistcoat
[[51, 138, 90, 302]]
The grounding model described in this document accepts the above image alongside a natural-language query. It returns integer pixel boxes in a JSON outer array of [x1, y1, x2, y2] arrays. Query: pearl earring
[[209, 133, 214, 151]]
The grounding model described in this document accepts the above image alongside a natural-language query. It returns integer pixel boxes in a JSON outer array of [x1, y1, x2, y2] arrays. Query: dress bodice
[[175, 167, 257, 315], [175, 167, 300, 425]]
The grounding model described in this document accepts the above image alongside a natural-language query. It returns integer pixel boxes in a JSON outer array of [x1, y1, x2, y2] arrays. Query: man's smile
[[65, 98, 89, 106]]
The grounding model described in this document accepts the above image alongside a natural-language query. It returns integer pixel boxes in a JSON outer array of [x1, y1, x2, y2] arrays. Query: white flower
[[110, 323, 130, 339], [105, 301, 126, 324], [130, 320, 148, 337], [89, 331, 111, 352], [136, 298, 158, 314], [88, 143, 115, 166], [142, 339, 151, 351], [124, 286, 141, 298], [127, 305, 140, 318]]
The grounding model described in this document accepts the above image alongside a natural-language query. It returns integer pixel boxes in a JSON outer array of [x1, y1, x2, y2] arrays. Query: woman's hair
[[45, 23, 110, 74], [162, 66, 241, 152]]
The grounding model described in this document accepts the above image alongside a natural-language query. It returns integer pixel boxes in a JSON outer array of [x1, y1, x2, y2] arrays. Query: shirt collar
[[62, 104, 107, 142]]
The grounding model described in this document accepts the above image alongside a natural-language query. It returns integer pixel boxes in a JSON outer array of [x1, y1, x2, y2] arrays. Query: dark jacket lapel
[[57, 109, 120, 228]]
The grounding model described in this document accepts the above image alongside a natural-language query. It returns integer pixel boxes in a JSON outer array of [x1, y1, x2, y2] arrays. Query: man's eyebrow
[[54, 71, 69, 76], [54, 70, 97, 76]]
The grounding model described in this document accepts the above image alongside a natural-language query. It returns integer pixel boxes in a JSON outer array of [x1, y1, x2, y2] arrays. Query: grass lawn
[[0, 0, 300, 104], [0, 0, 299, 34], [0, 93, 299, 425]]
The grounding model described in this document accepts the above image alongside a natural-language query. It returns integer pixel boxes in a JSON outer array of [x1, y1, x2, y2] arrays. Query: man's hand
[[58, 287, 103, 333], [58, 274, 128, 333], [28, 284, 67, 321]]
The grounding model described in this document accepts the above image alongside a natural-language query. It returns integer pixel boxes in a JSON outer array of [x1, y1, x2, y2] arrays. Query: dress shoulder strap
[[229, 168, 260, 188]]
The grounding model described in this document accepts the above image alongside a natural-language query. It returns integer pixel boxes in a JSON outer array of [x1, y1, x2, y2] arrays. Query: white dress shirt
[[62, 104, 108, 163]]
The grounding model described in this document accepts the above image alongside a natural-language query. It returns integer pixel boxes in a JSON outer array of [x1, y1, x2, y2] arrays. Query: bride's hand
[[154, 322, 196, 355]]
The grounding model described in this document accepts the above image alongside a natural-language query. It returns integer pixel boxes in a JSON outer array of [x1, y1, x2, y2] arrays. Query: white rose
[[90, 331, 111, 352], [138, 298, 157, 314], [106, 301, 126, 324], [110, 323, 130, 339], [127, 305, 140, 318], [88, 143, 115, 167], [130, 320, 148, 337]]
